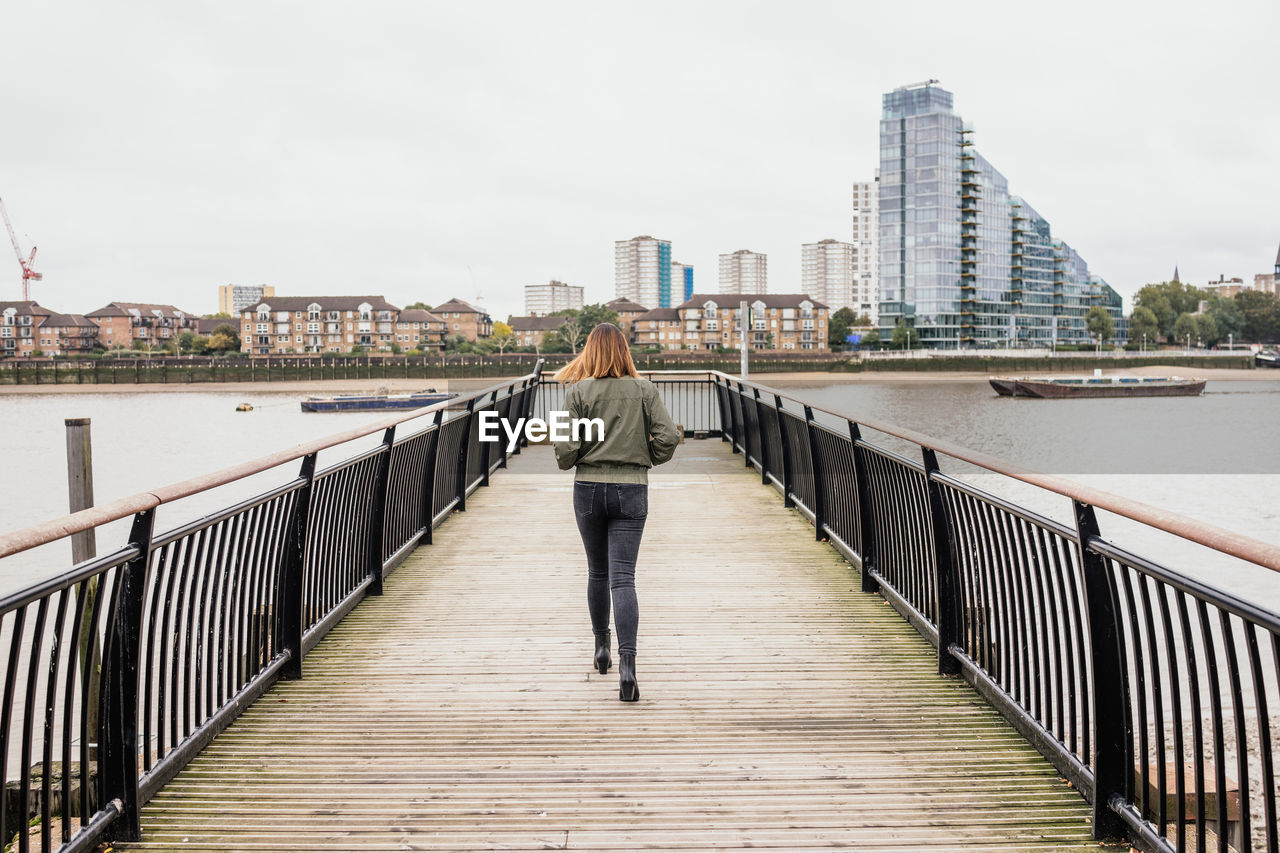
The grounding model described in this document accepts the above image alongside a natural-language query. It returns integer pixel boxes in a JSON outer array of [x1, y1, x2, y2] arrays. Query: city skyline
[[2, 2, 1276, 323]]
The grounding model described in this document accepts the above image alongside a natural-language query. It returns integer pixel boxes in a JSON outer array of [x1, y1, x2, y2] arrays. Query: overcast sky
[[2, 0, 1277, 322]]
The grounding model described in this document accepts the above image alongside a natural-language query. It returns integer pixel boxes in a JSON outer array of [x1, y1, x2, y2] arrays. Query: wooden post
[[65, 418, 104, 759], [65, 418, 97, 563]]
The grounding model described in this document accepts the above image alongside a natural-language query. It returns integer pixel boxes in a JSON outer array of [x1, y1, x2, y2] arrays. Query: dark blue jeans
[[573, 481, 648, 657]]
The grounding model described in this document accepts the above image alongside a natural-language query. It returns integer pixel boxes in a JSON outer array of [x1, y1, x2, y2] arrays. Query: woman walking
[[553, 324, 680, 701]]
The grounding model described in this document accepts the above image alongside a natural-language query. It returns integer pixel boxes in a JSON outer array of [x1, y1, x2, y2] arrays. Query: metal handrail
[[712, 372, 1280, 852], [0, 372, 538, 561], [0, 364, 543, 853], [710, 370, 1280, 572]]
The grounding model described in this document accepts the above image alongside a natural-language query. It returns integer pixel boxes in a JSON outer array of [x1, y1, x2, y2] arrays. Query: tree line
[[1130, 280, 1280, 346]]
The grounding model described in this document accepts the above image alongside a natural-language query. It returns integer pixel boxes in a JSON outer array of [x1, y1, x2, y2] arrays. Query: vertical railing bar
[[772, 395, 791, 504], [40, 589, 68, 853], [1155, 582, 1187, 851], [102, 508, 155, 843], [849, 424, 878, 594], [922, 448, 960, 676], [418, 424, 438, 547], [18, 597, 49, 853], [1175, 591, 1207, 851], [480, 391, 497, 486], [0, 608, 26, 853], [367, 427, 396, 597], [1195, 598, 1228, 853], [1252, 628, 1278, 853], [1116, 565, 1149, 824], [279, 454, 315, 681], [751, 388, 769, 484], [1218, 609, 1251, 851], [1137, 573, 1168, 831], [61, 581, 89, 844], [455, 400, 476, 512], [1073, 501, 1129, 841], [803, 405, 825, 541]]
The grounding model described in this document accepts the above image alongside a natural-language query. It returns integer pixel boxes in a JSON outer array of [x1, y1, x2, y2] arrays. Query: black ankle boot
[[618, 653, 639, 702], [593, 631, 611, 674]]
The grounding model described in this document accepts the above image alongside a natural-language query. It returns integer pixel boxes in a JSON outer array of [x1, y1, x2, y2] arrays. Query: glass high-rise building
[[877, 81, 1116, 348]]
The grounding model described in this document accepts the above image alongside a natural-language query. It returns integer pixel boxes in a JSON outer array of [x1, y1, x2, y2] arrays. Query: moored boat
[[988, 378, 1018, 396], [300, 390, 453, 412], [990, 375, 1205, 398], [1256, 351, 1280, 369]]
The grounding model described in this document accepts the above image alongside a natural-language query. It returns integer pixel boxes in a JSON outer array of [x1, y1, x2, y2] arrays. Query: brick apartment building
[[87, 302, 198, 351], [37, 313, 99, 355], [605, 297, 648, 340], [396, 309, 447, 350], [240, 296, 401, 355], [1, 301, 50, 357], [508, 315, 564, 349], [633, 294, 828, 352], [432, 298, 493, 341]]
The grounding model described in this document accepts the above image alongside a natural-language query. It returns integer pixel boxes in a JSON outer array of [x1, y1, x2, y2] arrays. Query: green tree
[[554, 304, 620, 353], [1085, 306, 1115, 346], [540, 330, 574, 354], [210, 323, 241, 351], [1202, 295, 1243, 344], [890, 319, 920, 350], [859, 330, 881, 349], [389, 341, 402, 354], [207, 332, 236, 353], [1235, 290, 1280, 343], [1129, 306, 1159, 347], [827, 307, 857, 350], [1134, 290, 1173, 338], [1194, 313, 1219, 346], [1133, 280, 1208, 340], [490, 321, 516, 354], [1171, 313, 1199, 347], [404, 301, 430, 310]]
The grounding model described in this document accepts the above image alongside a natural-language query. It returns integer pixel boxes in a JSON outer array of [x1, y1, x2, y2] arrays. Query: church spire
[[1274, 242, 1279, 276], [1172, 265, 1180, 283]]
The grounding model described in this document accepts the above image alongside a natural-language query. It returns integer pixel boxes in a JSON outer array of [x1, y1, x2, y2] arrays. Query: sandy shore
[[0, 378, 468, 396], [750, 365, 1270, 383], [0, 364, 1271, 394]]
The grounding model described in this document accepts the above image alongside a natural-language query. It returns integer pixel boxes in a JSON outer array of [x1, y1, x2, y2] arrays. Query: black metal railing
[[3, 365, 1278, 853], [712, 372, 1280, 853], [0, 365, 542, 853], [533, 373, 721, 436]]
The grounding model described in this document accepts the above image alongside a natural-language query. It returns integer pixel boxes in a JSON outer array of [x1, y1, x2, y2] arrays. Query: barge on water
[[301, 390, 453, 413], [989, 375, 1206, 399]]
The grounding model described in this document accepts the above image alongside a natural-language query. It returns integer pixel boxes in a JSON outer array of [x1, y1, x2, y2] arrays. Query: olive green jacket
[[552, 377, 680, 483]]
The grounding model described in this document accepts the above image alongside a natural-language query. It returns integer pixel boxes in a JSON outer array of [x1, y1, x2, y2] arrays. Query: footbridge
[[1, 369, 1277, 852]]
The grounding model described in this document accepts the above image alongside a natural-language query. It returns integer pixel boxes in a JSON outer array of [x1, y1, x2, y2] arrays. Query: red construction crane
[[0, 195, 42, 301]]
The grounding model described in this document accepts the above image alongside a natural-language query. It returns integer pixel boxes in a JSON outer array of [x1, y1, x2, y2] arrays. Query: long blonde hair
[[554, 323, 639, 383]]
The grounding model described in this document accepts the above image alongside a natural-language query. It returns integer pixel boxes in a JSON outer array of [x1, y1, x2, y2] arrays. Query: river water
[[0, 379, 1277, 604]]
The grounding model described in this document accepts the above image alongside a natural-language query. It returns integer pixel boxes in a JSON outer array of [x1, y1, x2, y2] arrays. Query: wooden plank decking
[[125, 441, 1102, 851]]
